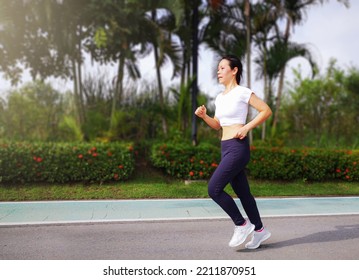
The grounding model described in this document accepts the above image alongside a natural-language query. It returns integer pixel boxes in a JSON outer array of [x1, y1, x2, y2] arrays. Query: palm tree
[[144, 0, 182, 137], [202, 1, 247, 58], [54, 0, 91, 135], [270, 0, 349, 135], [165, 0, 204, 144], [270, 41, 318, 135], [250, 1, 279, 140], [88, 1, 154, 132]]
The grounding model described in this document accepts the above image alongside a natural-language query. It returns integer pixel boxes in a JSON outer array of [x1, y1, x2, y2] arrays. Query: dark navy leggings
[[208, 137, 263, 230]]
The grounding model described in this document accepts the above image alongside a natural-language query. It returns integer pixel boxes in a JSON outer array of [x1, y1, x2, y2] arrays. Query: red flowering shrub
[[248, 147, 359, 181], [150, 142, 220, 180], [151, 142, 359, 182], [336, 151, 359, 181], [0, 142, 135, 183]]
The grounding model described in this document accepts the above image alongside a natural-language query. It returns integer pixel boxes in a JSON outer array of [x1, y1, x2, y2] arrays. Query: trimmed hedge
[[248, 147, 358, 181], [2, 141, 357, 183], [0, 142, 135, 183], [151, 142, 359, 182], [151, 142, 221, 180]]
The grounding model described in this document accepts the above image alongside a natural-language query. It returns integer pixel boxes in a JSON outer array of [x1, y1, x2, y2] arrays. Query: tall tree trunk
[[72, 59, 80, 124], [110, 55, 124, 131], [272, 66, 285, 136], [180, 48, 187, 87], [76, 37, 87, 140], [151, 10, 168, 137], [191, 0, 199, 146], [261, 45, 269, 141], [244, 0, 253, 144], [70, 30, 87, 140], [272, 16, 291, 135], [76, 60, 87, 140], [72, 58, 85, 140]]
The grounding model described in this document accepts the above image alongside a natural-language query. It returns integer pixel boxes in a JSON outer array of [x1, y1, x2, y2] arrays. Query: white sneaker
[[245, 227, 271, 249], [228, 220, 255, 248]]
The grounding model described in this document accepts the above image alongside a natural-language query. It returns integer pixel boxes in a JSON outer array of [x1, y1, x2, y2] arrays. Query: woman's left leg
[[207, 151, 246, 226], [230, 170, 263, 231]]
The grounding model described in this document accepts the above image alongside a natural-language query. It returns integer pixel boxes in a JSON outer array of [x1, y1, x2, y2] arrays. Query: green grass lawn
[[1, 165, 359, 201]]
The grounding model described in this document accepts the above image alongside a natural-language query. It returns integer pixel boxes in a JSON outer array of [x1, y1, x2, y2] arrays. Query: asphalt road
[[1, 215, 358, 260]]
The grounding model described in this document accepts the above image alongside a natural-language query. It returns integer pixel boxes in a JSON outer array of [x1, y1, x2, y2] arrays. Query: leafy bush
[[335, 150, 359, 181], [0, 142, 135, 183], [300, 149, 340, 181], [248, 147, 303, 180], [151, 142, 220, 180], [151, 142, 359, 182]]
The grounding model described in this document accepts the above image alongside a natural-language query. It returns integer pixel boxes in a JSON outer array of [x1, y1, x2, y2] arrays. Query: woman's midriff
[[221, 124, 244, 141]]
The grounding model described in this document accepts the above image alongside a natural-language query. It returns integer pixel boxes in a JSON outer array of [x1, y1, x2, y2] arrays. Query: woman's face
[[217, 59, 236, 86]]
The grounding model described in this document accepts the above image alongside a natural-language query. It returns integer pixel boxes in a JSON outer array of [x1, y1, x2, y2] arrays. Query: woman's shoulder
[[234, 85, 252, 92], [234, 85, 253, 102]]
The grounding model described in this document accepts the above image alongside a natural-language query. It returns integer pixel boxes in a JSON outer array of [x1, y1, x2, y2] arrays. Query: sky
[[1, 1, 358, 100]]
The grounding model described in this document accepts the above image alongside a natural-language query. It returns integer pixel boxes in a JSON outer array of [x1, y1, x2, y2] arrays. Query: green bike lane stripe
[[0, 197, 358, 226]]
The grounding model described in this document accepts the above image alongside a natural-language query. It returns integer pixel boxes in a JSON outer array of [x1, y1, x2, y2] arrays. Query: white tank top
[[214, 85, 253, 126]]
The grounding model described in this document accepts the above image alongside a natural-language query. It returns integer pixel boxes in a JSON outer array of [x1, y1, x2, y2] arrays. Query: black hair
[[221, 54, 243, 84]]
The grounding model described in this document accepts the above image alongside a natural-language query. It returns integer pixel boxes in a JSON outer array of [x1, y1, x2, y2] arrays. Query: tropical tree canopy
[[0, 0, 355, 148]]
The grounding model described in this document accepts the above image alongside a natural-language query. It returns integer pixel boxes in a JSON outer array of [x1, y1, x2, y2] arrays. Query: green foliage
[[0, 81, 65, 141], [173, 81, 191, 132], [1, 0, 356, 150], [0, 0, 90, 84], [107, 86, 175, 141], [336, 151, 359, 182], [151, 142, 220, 180], [94, 27, 108, 48], [249, 147, 359, 182], [279, 61, 359, 148], [58, 116, 84, 141], [0, 142, 135, 184], [247, 147, 302, 180], [151, 142, 359, 182]]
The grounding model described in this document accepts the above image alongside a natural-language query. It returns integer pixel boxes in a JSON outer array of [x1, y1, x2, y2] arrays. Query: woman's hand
[[195, 105, 207, 119], [235, 126, 250, 140], [195, 105, 221, 130]]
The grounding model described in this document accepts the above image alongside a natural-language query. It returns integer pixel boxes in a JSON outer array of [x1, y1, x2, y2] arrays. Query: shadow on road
[[240, 224, 359, 252]]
